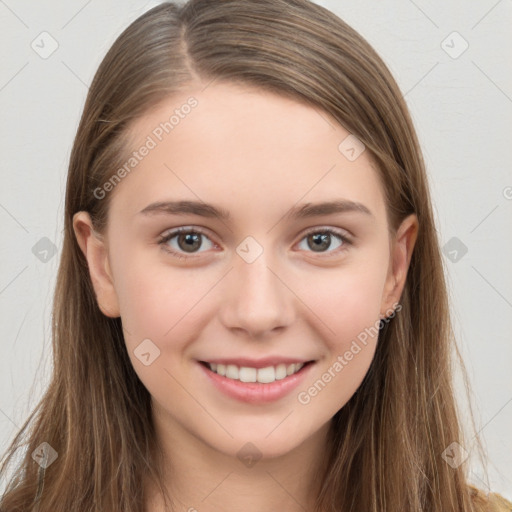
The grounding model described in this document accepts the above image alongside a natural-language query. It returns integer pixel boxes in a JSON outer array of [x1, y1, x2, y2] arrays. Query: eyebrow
[[138, 199, 374, 221]]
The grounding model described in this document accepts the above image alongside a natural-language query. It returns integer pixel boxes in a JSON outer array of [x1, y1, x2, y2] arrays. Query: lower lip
[[198, 361, 315, 404]]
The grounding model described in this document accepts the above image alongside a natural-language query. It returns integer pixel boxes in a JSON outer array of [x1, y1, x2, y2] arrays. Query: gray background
[[1, 0, 511, 499]]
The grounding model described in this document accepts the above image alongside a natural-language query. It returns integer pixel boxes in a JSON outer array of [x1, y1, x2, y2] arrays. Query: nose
[[218, 247, 295, 338]]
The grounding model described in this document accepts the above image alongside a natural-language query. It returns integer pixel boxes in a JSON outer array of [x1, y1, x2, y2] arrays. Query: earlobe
[[380, 214, 419, 317], [72, 211, 120, 318]]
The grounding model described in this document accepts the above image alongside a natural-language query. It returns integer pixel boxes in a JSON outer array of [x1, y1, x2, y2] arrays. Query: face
[[74, 81, 417, 461]]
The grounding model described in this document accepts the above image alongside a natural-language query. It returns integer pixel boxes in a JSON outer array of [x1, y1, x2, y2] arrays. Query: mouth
[[199, 360, 315, 384], [198, 359, 316, 403]]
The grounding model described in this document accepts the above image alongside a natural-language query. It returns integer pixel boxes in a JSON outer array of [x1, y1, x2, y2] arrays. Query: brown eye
[[176, 232, 202, 253], [297, 228, 351, 255], [158, 227, 215, 259]]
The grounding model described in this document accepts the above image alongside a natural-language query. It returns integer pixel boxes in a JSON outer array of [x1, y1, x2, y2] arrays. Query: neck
[[144, 406, 331, 512]]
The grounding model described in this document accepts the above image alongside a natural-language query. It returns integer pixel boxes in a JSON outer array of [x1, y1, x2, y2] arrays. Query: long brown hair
[[0, 1, 491, 510]]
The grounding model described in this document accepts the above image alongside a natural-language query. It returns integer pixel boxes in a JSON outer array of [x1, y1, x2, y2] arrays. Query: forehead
[[107, 81, 387, 229]]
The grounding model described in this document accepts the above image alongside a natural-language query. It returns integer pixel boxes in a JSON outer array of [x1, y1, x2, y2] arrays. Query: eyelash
[[157, 226, 352, 261]]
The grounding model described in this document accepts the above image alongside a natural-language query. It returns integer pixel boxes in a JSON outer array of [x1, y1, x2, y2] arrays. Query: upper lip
[[200, 357, 314, 369]]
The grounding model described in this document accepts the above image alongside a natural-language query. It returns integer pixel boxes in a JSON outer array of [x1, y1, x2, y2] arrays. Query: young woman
[[1, 1, 510, 511]]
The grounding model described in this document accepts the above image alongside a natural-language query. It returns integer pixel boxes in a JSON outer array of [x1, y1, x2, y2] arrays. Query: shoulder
[[469, 485, 512, 512]]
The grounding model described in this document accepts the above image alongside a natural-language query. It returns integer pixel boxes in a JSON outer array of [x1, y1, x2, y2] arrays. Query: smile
[[198, 360, 316, 404], [205, 362, 306, 383]]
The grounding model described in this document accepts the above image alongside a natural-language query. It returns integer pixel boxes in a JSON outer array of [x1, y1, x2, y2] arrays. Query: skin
[[73, 81, 418, 512]]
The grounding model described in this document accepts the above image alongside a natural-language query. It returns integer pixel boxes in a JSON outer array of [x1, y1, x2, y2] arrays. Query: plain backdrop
[[1, 0, 511, 500]]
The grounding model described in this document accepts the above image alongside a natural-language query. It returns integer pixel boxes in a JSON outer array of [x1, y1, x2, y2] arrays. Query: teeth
[[239, 367, 257, 382], [226, 364, 238, 379], [275, 364, 287, 380], [257, 366, 275, 383], [207, 362, 305, 383]]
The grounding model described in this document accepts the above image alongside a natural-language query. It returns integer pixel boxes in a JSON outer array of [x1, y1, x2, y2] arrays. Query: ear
[[72, 211, 120, 318], [380, 213, 418, 318]]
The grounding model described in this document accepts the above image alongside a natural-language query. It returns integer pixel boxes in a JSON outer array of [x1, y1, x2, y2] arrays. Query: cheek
[[113, 251, 213, 351], [113, 258, 211, 399], [295, 279, 384, 415], [300, 259, 387, 345], [294, 256, 387, 407]]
